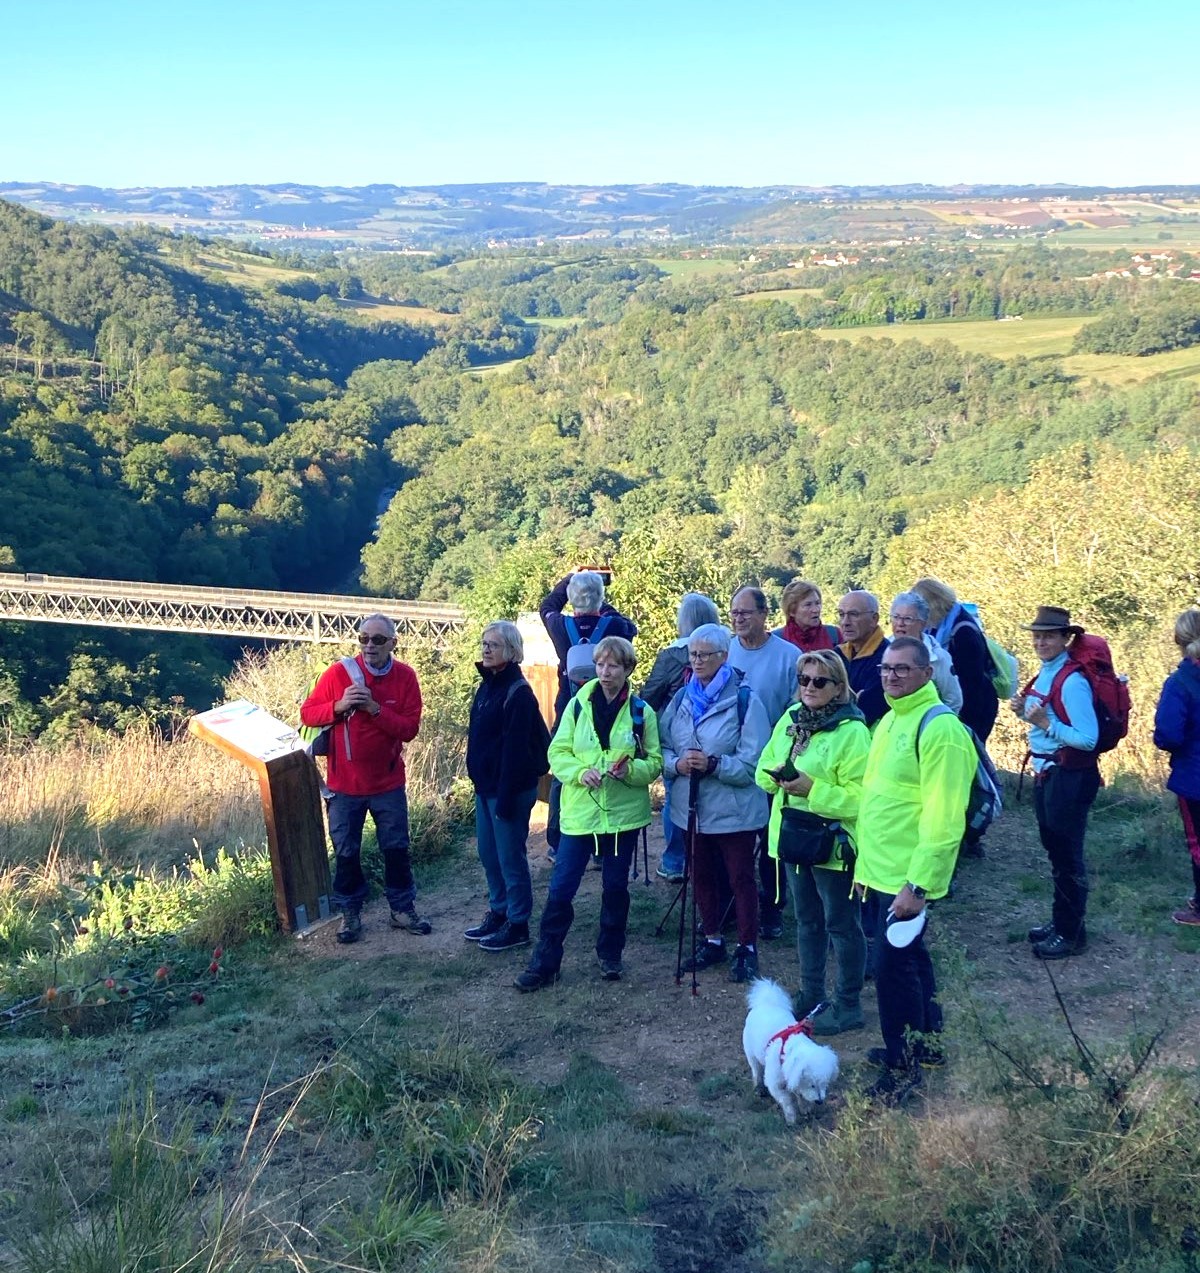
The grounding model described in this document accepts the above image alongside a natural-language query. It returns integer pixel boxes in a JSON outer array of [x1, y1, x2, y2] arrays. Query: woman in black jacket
[[912, 576, 999, 744], [465, 621, 551, 952]]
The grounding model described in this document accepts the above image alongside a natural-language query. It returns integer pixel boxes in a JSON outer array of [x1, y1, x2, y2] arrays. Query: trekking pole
[[675, 771, 702, 995]]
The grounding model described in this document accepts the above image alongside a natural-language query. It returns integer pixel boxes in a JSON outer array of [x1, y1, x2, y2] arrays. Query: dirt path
[[298, 804, 1200, 1108]]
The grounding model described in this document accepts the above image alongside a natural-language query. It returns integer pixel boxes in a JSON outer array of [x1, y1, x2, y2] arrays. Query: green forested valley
[[2, 195, 1199, 734]]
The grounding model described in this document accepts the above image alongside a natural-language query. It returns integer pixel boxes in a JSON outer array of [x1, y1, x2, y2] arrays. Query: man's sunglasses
[[798, 674, 834, 689], [358, 633, 391, 647]]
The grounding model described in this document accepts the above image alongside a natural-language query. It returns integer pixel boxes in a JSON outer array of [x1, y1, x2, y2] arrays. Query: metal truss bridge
[[0, 573, 465, 647]]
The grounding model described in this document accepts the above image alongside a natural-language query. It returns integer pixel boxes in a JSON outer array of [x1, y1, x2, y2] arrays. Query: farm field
[[343, 297, 452, 325], [649, 256, 741, 277], [1045, 224, 1200, 250], [806, 315, 1200, 385]]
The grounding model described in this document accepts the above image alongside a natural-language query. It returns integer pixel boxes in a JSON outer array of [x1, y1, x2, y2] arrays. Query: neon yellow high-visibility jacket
[[550, 680, 663, 838], [755, 701, 870, 874], [854, 679, 975, 899]]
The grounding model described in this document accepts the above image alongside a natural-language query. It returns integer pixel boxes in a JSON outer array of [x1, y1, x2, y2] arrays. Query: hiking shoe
[[759, 918, 784, 940], [867, 1063, 922, 1107], [390, 907, 432, 935], [1028, 921, 1056, 944], [681, 940, 727, 972], [729, 944, 758, 983], [598, 957, 623, 981], [479, 920, 530, 952], [1033, 932, 1086, 960], [464, 910, 506, 941], [1172, 899, 1200, 926], [811, 1004, 865, 1036], [656, 866, 685, 883], [514, 967, 558, 992], [336, 907, 363, 944], [916, 1040, 947, 1069]]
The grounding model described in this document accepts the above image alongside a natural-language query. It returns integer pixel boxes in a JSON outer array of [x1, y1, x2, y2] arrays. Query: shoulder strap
[[823, 624, 839, 643], [503, 677, 533, 710], [914, 703, 953, 759], [340, 655, 365, 687], [1046, 659, 1081, 726], [591, 614, 612, 642], [564, 616, 581, 645], [737, 684, 751, 728]]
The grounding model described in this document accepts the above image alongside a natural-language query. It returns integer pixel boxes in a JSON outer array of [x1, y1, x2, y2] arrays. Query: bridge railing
[[0, 573, 466, 646]]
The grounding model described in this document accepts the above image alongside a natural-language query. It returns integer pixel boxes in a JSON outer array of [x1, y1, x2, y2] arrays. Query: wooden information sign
[[188, 699, 332, 933]]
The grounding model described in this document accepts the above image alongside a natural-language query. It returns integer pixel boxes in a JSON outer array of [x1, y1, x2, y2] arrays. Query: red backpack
[[1022, 631, 1131, 768]]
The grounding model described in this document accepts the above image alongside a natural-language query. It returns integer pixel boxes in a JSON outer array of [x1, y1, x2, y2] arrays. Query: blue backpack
[[915, 704, 1002, 838], [563, 614, 613, 692]]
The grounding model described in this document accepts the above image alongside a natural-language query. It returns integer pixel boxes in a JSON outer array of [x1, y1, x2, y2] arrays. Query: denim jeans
[[528, 829, 639, 974], [1033, 764, 1101, 942], [474, 788, 537, 924], [788, 864, 865, 1012], [326, 786, 415, 913], [872, 890, 941, 1068], [660, 775, 686, 876]]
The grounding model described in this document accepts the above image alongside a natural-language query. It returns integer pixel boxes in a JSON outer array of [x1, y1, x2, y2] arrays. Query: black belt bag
[[777, 806, 842, 868]]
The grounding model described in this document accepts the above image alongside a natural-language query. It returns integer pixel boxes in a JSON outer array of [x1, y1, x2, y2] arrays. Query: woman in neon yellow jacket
[[515, 636, 662, 991], [756, 648, 870, 1036]]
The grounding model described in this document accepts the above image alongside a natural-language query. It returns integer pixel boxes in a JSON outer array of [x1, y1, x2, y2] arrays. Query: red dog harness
[[768, 1018, 813, 1058]]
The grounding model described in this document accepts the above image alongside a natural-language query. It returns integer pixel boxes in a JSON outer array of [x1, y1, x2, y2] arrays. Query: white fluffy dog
[[742, 978, 839, 1123]]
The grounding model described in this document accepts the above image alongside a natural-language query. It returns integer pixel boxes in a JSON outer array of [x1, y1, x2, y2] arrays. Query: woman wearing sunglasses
[[755, 649, 870, 1035]]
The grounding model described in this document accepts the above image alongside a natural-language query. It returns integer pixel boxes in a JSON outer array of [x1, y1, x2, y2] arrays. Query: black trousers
[[1033, 764, 1101, 943]]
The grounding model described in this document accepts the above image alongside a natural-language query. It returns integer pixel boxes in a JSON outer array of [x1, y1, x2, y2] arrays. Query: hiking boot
[[1027, 921, 1056, 944], [336, 906, 363, 944], [464, 910, 506, 941], [598, 957, 623, 981], [811, 1003, 865, 1036], [656, 866, 685, 883], [514, 967, 559, 992], [479, 920, 530, 952], [681, 940, 727, 972], [1172, 898, 1200, 926], [867, 1063, 922, 1107], [916, 1039, 947, 1070], [1033, 931, 1086, 960], [390, 906, 432, 935], [759, 918, 784, 940], [729, 944, 759, 983]]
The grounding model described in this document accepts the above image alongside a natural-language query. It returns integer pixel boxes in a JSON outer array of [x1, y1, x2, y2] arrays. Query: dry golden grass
[[0, 729, 260, 871]]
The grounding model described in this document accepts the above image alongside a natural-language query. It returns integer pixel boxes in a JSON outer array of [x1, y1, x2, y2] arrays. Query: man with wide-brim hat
[[1011, 605, 1099, 960]]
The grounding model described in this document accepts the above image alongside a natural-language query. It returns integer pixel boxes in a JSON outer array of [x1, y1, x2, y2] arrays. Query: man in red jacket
[[301, 614, 427, 943]]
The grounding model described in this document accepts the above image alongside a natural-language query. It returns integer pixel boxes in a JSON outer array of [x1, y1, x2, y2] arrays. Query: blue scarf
[[686, 663, 732, 725], [932, 602, 971, 649]]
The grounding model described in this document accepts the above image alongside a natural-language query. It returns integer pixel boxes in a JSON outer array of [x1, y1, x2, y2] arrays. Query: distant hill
[[4, 180, 1200, 247]]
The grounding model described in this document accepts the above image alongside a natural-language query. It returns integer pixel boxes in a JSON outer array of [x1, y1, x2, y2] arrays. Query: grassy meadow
[[2, 638, 1200, 1272], [790, 314, 1200, 386]]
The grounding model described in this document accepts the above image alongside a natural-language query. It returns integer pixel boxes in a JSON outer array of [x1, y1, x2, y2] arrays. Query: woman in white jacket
[[659, 623, 771, 983]]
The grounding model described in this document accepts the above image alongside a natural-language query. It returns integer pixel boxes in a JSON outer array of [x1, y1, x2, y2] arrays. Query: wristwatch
[[907, 883, 927, 899]]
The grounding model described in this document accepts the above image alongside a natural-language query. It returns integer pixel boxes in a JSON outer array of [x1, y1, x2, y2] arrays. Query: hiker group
[[300, 574, 1200, 1099]]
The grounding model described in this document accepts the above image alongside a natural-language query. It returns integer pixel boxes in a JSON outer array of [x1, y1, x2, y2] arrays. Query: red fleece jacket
[[300, 656, 422, 795]]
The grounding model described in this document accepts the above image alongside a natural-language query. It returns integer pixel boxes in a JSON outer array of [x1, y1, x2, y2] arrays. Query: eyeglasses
[[837, 609, 870, 621], [889, 614, 921, 626], [480, 640, 503, 652], [880, 664, 917, 678], [798, 674, 834, 689], [358, 633, 391, 647], [729, 609, 763, 619], [689, 650, 721, 662]]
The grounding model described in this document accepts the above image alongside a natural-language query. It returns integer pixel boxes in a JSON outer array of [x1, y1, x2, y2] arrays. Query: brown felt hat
[[1022, 605, 1084, 635]]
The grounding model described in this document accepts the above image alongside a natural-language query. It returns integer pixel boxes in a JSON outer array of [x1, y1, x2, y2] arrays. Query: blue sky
[[2, 0, 1194, 188]]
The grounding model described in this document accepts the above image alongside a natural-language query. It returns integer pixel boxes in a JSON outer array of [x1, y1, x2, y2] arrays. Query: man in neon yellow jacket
[[854, 636, 975, 1097]]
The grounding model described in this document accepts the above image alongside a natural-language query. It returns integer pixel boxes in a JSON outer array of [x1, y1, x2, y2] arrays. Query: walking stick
[[674, 771, 702, 995]]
